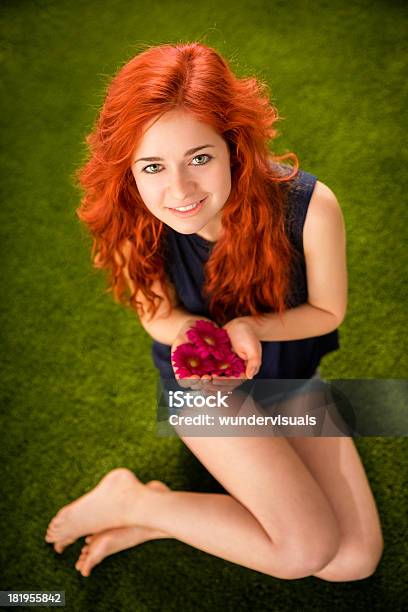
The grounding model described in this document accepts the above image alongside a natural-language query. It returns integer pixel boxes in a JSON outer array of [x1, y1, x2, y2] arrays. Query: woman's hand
[[222, 317, 262, 379], [207, 317, 261, 393], [170, 316, 262, 392]]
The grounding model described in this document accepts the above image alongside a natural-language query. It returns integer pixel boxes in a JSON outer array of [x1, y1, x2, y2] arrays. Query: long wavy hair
[[76, 42, 300, 325]]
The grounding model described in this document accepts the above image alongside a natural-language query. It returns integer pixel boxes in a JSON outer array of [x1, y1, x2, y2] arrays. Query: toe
[[46, 526, 60, 538], [81, 559, 93, 577], [147, 480, 169, 492], [54, 539, 74, 554]]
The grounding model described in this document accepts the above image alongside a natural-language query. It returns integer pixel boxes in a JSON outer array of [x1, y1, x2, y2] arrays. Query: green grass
[[1, 0, 407, 610]]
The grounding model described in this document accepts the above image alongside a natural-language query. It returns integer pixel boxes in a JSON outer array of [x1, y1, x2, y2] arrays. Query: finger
[[245, 359, 261, 379], [175, 374, 189, 389], [177, 379, 191, 389], [199, 375, 212, 388], [203, 379, 223, 391], [209, 376, 244, 391], [209, 377, 236, 390], [188, 376, 203, 391], [234, 349, 248, 361], [200, 377, 214, 395], [211, 376, 236, 387]]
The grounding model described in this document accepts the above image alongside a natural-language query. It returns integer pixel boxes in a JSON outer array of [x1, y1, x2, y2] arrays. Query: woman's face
[[131, 110, 231, 241]]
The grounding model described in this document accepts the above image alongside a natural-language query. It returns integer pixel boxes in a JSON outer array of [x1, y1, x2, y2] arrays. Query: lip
[[167, 197, 207, 218]]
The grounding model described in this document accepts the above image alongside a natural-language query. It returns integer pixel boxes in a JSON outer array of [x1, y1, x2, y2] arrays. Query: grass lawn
[[0, 0, 407, 610]]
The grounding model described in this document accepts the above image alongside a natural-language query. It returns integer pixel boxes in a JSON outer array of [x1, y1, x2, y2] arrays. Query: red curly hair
[[76, 42, 300, 325]]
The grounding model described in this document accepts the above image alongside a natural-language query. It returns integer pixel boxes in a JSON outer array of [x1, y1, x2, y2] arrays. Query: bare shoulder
[[303, 180, 346, 254], [308, 180, 343, 220]]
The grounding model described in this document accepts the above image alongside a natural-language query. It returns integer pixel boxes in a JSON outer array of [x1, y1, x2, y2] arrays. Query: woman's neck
[[195, 211, 223, 242]]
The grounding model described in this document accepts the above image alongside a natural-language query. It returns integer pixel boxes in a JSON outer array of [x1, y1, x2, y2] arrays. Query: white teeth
[[175, 202, 199, 212]]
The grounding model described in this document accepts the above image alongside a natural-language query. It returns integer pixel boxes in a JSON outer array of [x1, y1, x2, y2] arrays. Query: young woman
[[45, 42, 383, 581]]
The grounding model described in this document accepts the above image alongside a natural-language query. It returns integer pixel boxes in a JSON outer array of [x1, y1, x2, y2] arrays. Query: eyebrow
[[134, 144, 215, 164]]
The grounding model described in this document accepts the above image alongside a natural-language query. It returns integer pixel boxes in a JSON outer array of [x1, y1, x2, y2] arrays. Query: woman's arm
[[225, 181, 348, 342], [114, 241, 207, 346], [141, 288, 205, 346]]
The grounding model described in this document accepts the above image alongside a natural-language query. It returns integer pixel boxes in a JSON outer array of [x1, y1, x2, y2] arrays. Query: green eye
[[191, 154, 212, 165], [143, 163, 162, 174], [142, 154, 212, 173]]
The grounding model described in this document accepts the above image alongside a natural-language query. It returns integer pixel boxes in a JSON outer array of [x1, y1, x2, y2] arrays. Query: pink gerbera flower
[[172, 342, 215, 378], [186, 320, 232, 360], [211, 351, 246, 378]]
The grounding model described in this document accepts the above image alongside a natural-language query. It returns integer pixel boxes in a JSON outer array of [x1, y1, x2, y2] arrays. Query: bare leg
[[273, 384, 384, 580], [69, 436, 382, 580], [287, 436, 384, 581], [46, 433, 341, 579]]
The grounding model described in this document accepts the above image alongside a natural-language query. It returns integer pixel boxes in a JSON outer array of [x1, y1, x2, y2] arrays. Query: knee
[[316, 536, 384, 582], [270, 531, 341, 580]]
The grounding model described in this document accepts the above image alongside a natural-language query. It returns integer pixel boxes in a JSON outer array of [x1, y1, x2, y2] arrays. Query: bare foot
[[45, 468, 145, 548], [74, 481, 170, 577], [52, 480, 169, 554]]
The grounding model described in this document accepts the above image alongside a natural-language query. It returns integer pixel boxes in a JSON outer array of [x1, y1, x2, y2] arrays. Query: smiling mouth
[[173, 202, 200, 212], [167, 197, 207, 216]]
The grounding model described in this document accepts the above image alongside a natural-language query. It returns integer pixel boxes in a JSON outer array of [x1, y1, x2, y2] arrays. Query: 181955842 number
[[0, 591, 65, 606]]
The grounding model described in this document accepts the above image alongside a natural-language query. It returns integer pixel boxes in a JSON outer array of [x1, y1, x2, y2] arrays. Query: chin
[[163, 216, 205, 235], [170, 223, 201, 235]]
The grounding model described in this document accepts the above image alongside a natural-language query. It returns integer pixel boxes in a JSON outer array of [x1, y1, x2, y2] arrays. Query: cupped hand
[[222, 317, 262, 379], [170, 318, 246, 393], [170, 316, 261, 392]]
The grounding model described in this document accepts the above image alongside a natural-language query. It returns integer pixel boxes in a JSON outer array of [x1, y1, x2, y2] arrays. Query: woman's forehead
[[134, 110, 224, 157]]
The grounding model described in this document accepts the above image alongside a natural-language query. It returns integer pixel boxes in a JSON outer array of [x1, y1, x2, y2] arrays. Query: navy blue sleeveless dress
[[152, 167, 339, 383]]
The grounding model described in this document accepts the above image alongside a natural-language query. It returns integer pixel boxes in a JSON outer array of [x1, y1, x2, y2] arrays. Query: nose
[[168, 167, 196, 202]]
